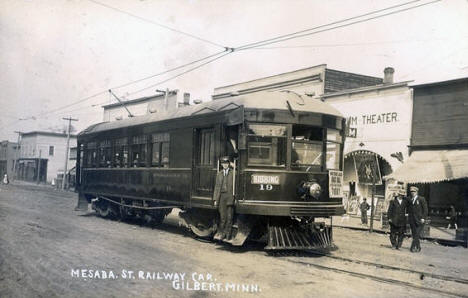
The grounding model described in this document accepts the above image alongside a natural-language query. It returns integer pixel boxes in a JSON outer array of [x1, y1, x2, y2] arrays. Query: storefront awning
[[385, 149, 468, 183]]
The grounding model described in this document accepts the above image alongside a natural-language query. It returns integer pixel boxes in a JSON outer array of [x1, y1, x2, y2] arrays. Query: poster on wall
[[353, 153, 382, 185]]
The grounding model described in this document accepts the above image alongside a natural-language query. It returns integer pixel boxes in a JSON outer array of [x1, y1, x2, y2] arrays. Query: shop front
[[322, 79, 413, 219], [386, 149, 468, 228]]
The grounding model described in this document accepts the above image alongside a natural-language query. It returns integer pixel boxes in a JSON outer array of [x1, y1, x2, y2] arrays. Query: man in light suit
[[408, 186, 428, 252], [213, 156, 235, 241]]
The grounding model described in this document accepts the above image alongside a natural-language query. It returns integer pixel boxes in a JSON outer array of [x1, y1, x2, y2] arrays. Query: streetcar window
[[114, 137, 128, 168], [84, 142, 97, 168], [326, 129, 342, 170], [291, 125, 323, 167], [199, 129, 214, 166], [291, 142, 322, 166], [151, 133, 170, 167], [99, 140, 112, 167], [130, 135, 147, 167], [247, 124, 286, 166]]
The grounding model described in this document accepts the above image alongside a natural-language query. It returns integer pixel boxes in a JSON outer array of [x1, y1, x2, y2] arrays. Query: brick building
[[213, 64, 383, 100]]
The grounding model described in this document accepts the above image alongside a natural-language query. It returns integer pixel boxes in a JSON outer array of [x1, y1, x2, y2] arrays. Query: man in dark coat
[[360, 198, 370, 225], [387, 192, 408, 249], [408, 186, 428, 252], [213, 156, 235, 241]]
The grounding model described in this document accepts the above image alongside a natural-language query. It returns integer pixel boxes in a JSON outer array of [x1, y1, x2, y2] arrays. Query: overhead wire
[[87, 0, 226, 49], [234, 0, 442, 51], [7, 0, 442, 126], [19, 50, 228, 120], [233, 0, 422, 50], [125, 50, 233, 97]]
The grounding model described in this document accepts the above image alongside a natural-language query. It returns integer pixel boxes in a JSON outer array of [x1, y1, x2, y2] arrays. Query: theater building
[[321, 68, 413, 217], [388, 77, 468, 227]]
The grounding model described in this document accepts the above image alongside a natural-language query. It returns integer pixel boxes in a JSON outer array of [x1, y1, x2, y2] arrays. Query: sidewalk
[[4, 179, 75, 193], [331, 214, 457, 240]]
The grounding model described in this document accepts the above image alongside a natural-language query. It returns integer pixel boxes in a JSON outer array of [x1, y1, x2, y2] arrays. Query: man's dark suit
[[387, 196, 408, 249], [213, 168, 234, 239], [408, 195, 428, 252]]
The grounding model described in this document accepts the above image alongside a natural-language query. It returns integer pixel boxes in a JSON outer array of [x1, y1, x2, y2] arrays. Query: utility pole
[[13, 131, 22, 181], [37, 149, 42, 184], [62, 117, 78, 190]]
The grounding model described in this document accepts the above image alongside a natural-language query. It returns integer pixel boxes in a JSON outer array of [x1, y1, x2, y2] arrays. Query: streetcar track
[[270, 250, 468, 285], [306, 250, 468, 285], [284, 258, 468, 298]]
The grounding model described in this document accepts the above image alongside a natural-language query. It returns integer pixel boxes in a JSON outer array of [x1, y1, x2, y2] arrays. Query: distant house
[[0, 140, 19, 180], [102, 90, 190, 122], [17, 131, 77, 183]]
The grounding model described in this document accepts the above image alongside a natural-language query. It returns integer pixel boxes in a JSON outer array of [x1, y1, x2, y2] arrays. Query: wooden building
[[0, 140, 19, 180], [17, 131, 77, 183], [388, 77, 468, 227]]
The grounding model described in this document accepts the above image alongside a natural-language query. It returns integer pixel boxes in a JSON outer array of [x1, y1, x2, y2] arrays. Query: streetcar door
[[192, 128, 217, 202]]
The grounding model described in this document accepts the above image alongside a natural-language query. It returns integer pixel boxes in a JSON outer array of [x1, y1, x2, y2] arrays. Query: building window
[[49, 146, 54, 156], [151, 133, 170, 167], [69, 147, 77, 160]]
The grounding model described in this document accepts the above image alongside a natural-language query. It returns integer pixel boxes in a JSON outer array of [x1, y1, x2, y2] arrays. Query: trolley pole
[[13, 131, 22, 181], [61, 117, 78, 190]]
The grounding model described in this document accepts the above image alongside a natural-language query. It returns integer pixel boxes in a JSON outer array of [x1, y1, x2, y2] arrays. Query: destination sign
[[251, 174, 280, 185]]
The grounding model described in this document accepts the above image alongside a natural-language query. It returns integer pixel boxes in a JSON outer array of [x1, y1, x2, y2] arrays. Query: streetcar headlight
[[307, 182, 322, 199]]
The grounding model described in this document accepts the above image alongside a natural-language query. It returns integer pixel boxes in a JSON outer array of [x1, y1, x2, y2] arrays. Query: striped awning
[[385, 149, 468, 183]]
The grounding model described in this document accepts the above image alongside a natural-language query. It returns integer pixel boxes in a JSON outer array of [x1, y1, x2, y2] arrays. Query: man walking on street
[[387, 192, 408, 249], [408, 186, 428, 252], [360, 198, 370, 225], [213, 156, 235, 241]]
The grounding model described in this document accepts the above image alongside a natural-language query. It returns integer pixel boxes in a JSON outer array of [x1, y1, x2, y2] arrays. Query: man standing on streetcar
[[213, 156, 235, 241]]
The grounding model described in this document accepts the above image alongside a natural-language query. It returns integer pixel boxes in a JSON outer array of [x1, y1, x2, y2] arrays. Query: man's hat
[[410, 186, 419, 192], [220, 156, 231, 163]]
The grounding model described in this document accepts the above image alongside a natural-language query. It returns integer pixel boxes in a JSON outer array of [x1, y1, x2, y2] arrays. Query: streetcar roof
[[79, 91, 343, 136]]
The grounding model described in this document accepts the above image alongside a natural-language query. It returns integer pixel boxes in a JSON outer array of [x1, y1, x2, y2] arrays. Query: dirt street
[[1, 183, 467, 298]]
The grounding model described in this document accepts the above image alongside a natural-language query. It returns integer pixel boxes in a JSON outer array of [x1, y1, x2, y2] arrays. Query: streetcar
[[75, 91, 345, 250]]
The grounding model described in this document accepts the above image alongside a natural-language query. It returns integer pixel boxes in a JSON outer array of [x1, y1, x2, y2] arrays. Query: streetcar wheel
[[190, 222, 215, 238], [179, 209, 216, 238], [98, 204, 110, 217]]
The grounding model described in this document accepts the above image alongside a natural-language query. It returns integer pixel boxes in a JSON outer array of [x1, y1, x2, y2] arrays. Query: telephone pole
[[13, 131, 22, 181], [62, 117, 78, 189]]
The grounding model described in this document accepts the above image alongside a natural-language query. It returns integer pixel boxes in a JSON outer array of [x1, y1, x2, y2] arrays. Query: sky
[[1, 0, 468, 142]]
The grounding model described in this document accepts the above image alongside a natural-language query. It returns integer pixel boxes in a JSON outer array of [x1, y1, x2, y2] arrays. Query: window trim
[[247, 123, 287, 167]]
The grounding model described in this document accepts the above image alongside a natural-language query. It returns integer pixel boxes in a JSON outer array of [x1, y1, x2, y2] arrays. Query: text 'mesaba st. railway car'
[[75, 91, 345, 250]]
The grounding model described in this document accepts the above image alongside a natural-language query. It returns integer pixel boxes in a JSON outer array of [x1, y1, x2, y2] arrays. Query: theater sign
[[321, 81, 413, 213]]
